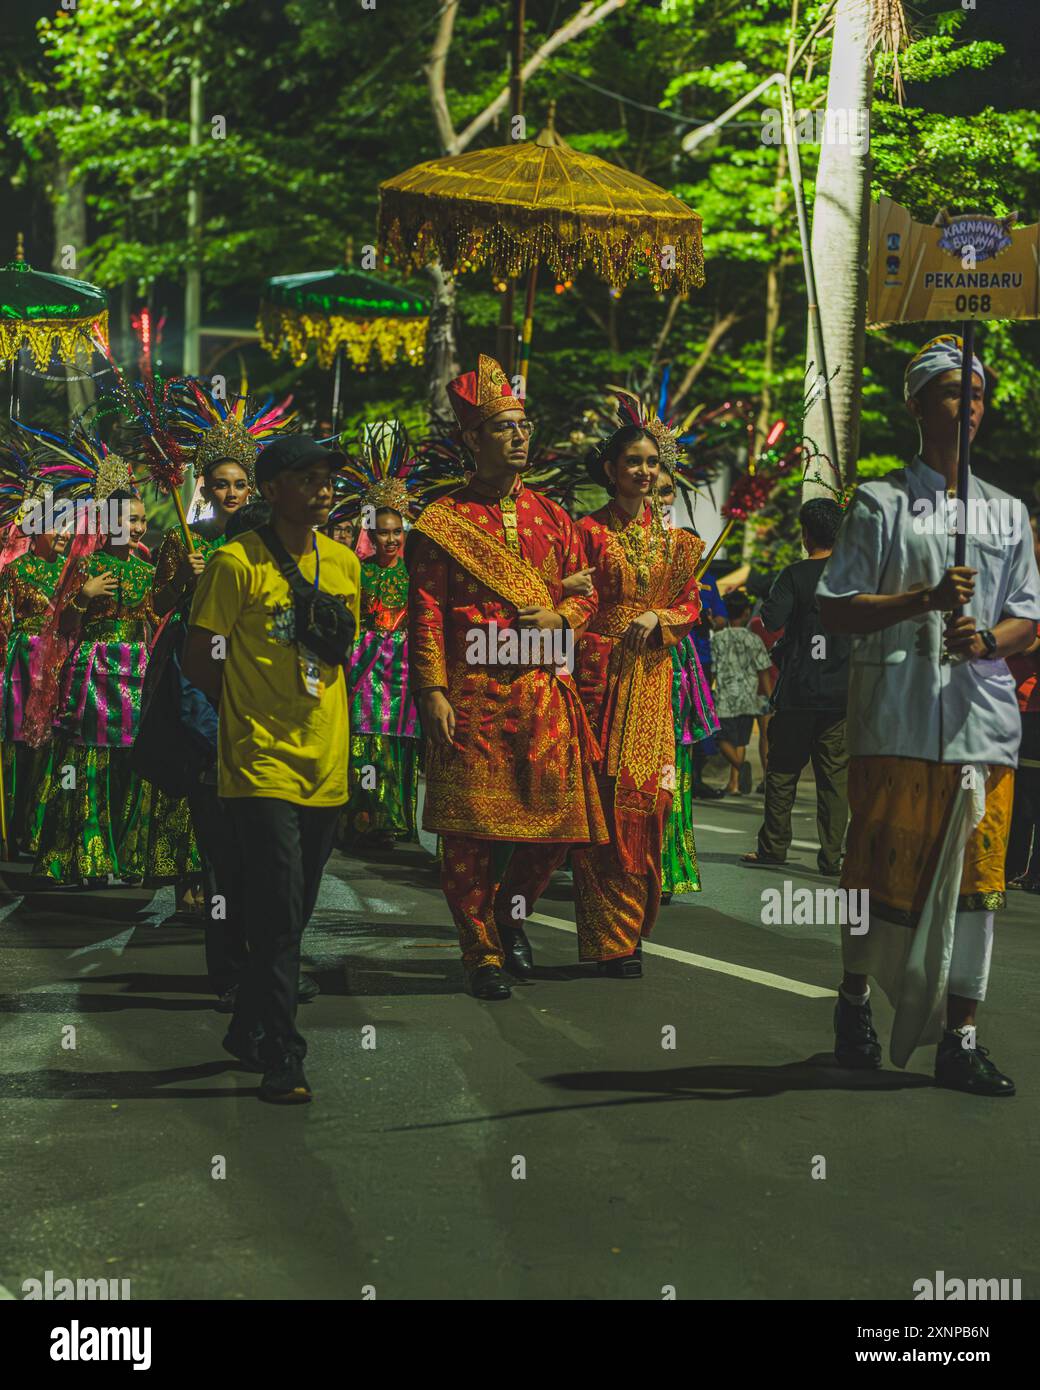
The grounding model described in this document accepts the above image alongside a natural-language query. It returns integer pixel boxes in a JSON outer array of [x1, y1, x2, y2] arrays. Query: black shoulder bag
[[257, 523, 356, 666]]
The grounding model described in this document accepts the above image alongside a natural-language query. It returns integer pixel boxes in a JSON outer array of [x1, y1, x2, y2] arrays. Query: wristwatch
[[977, 628, 998, 657]]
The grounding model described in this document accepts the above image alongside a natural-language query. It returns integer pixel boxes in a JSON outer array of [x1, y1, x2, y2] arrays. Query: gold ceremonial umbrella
[[377, 104, 704, 388]]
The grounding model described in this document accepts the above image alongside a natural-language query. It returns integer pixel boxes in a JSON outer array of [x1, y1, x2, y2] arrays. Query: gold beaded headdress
[[172, 374, 297, 486], [333, 420, 426, 525]]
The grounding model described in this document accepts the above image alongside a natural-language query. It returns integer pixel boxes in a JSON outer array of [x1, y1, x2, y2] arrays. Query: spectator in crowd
[[1006, 506, 1040, 890], [743, 498, 851, 875], [710, 590, 773, 795]]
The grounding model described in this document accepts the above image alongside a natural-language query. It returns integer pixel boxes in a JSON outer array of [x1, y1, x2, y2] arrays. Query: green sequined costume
[[0, 549, 64, 854], [32, 550, 159, 885], [341, 558, 420, 842], [137, 525, 231, 882], [662, 635, 719, 896]]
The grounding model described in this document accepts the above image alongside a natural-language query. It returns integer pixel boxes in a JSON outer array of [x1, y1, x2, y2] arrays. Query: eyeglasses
[[489, 419, 535, 437]]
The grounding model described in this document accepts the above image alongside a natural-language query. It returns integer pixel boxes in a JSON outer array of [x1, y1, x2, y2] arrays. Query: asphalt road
[[1, 779, 1037, 1301]]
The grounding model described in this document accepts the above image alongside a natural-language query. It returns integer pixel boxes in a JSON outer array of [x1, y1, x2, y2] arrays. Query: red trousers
[[441, 836, 569, 970]]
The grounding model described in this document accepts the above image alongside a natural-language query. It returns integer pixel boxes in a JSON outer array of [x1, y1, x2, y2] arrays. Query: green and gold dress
[[341, 556, 420, 842], [32, 549, 159, 884], [139, 525, 231, 882], [0, 548, 64, 854]]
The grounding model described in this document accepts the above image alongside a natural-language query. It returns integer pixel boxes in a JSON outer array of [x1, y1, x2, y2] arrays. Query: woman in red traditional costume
[[572, 395, 703, 976]]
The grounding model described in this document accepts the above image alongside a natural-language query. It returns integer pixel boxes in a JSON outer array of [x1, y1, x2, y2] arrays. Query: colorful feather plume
[[12, 411, 136, 503], [332, 419, 429, 523], [170, 373, 297, 485]]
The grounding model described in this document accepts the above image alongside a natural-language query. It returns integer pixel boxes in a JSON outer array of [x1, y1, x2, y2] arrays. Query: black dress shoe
[[833, 992, 882, 1069], [499, 924, 534, 979], [692, 781, 725, 800], [660, 893, 673, 906], [214, 986, 238, 1014], [598, 944, 643, 979], [298, 973, 320, 1003], [468, 964, 512, 1000], [935, 1033, 1015, 1097], [259, 1053, 312, 1104]]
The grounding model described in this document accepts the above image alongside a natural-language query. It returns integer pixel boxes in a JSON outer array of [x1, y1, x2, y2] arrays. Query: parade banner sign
[[867, 195, 1040, 326]]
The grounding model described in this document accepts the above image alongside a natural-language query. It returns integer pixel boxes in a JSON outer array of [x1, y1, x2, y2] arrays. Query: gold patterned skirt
[[840, 755, 1013, 925]]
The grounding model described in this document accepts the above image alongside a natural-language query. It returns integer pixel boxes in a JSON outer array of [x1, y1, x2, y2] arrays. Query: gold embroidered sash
[[414, 499, 554, 612]]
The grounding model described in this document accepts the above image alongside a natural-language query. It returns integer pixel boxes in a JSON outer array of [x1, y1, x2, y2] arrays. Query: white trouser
[[947, 909, 995, 1002]]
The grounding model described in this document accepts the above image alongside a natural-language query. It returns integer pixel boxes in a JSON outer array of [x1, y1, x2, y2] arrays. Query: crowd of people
[[1, 333, 1038, 1107]]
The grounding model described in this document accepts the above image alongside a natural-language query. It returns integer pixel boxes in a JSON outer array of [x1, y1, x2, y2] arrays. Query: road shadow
[[0, 1060, 250, 1100], [543, 1055, 935, 1099], [386, 1054, 934, 1131], [0, 992, 214, 1014]]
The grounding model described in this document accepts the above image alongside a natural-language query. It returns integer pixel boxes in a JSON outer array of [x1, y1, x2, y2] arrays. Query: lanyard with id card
[[298, 538, 326, 700]]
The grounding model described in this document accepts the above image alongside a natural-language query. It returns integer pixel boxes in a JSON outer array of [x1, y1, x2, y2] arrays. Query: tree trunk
[[802, 0, 873, 494], [50, 158, 95, 423], [425, 262, 460, 430]]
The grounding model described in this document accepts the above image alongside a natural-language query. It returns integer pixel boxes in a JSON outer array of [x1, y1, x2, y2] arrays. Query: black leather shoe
[[298, 973, 320, 1003], [499, 925, 534, 979], [259, 1053, 313, 1104], [660, 893, 673, 906], [833, 992, 882, 1069], [214, 986, 238, 1014], [935, 1033, 1015, 1097], [468, 964, 512, 1000], [692, 781, 725, 800], [222, 1029, 265, 1073], [598, 944, 642, 979]]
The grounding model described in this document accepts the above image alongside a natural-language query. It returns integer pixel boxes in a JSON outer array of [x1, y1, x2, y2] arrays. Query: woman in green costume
[[148, 455, 253, 905], [32, 487, 160, 885], [0, 454, 72, 856], [335, 422, 424, 850]]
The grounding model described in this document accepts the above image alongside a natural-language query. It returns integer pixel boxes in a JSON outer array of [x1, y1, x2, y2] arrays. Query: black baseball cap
[[255, 436, 346, 486]]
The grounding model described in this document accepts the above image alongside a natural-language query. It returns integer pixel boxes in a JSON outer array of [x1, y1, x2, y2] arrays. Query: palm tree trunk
[[802, 0, 874, 493]]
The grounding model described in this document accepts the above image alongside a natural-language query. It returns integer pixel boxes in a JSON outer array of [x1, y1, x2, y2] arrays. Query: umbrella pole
[[8, 353, 18, 421], [331, 349, 343, 435], [517, 264, 538, 399]]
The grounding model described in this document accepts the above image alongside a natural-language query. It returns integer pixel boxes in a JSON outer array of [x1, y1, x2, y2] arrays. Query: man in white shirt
[[817, 334, 1040, 1096]]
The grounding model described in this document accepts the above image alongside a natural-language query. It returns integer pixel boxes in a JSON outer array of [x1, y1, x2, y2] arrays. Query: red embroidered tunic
[[407, 478, 608, 842]]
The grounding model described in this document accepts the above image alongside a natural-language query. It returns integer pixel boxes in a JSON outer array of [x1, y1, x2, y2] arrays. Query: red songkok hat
[[447, 354, 525, 432]]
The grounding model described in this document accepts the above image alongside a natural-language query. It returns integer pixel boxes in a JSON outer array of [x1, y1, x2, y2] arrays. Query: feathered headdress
[[89, 313, 189, 496], [171, 374, 297, 485], [606, 387, 681, 471], [0, 434, 37, 527], [333, 420, 427, 524], [14, 413, 137, 502]]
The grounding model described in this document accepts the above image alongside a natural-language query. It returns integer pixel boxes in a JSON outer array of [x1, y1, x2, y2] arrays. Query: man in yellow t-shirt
[[184, 436, 360, 1105]]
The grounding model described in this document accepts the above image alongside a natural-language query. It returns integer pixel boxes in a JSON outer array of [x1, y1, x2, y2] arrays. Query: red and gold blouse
[[576, 503, 703, 867]]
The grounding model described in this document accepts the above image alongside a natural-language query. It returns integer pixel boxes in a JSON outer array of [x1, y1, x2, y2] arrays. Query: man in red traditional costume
[[573, 395, 703, 975], [407, 355, 608, 1001]]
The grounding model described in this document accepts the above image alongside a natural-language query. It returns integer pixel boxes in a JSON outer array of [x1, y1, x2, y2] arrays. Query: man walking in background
[[743, 498, 851, 874]]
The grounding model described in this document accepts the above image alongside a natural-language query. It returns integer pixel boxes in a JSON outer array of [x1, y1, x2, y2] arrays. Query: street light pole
[[681, 72, 841, 485]]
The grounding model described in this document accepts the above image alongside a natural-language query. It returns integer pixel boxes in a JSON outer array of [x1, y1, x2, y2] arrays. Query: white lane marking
[[315, 878, 364, 914], [142, 886, 177, 927], [695, 822, 820, 851], [67, 927, 136, 960], [527, 912, 835, 999], [0, 896, 25, 922]]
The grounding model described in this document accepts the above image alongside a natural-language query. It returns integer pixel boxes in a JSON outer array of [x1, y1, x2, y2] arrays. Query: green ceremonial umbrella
[[0, 235, 109, 418], [257, 266, 429, 432]]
